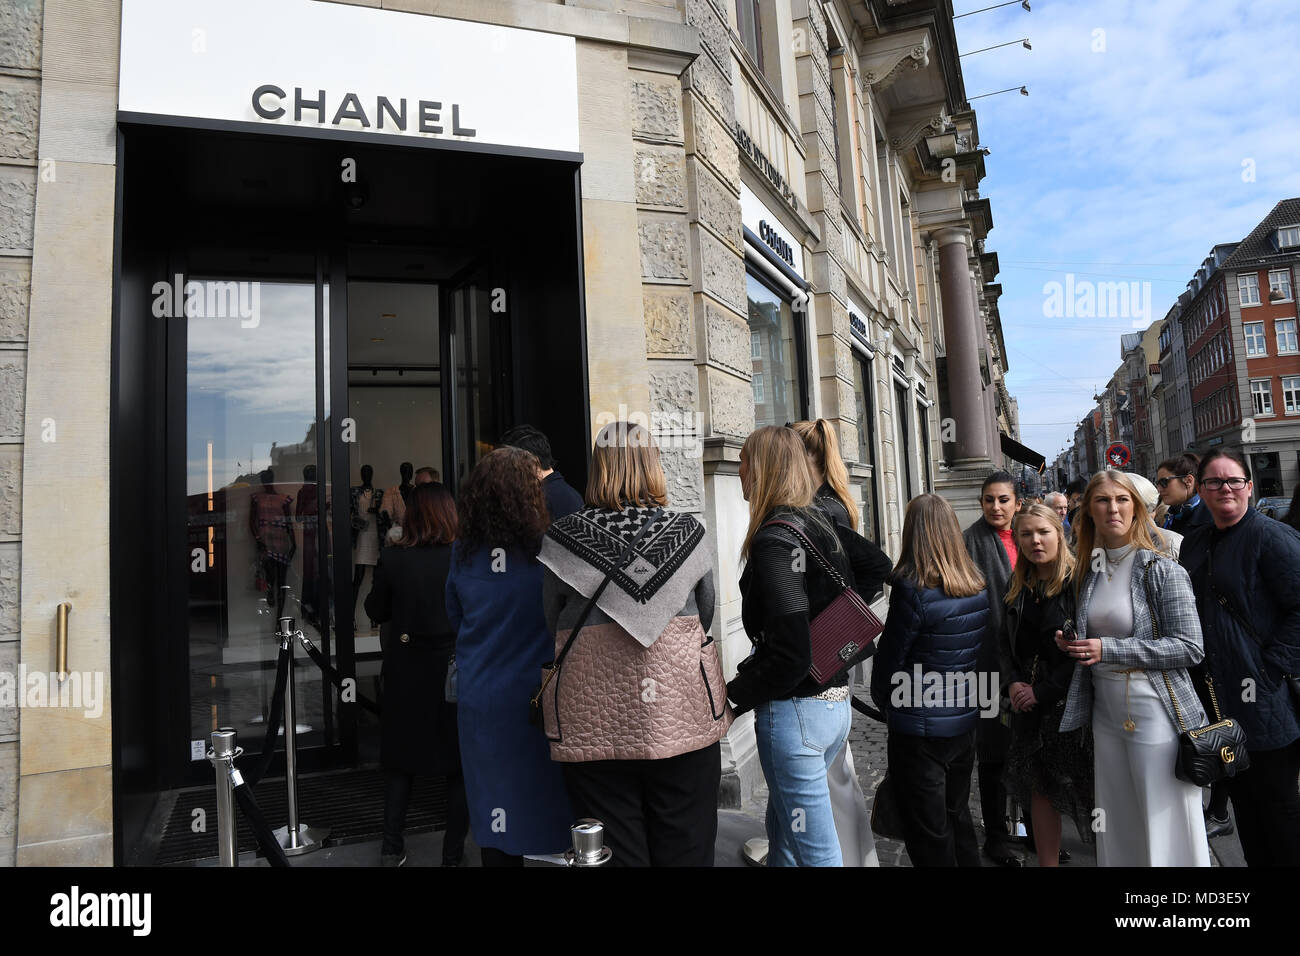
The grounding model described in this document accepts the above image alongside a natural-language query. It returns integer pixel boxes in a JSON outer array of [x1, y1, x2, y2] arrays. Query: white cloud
[[955, 0, 1300, 458]]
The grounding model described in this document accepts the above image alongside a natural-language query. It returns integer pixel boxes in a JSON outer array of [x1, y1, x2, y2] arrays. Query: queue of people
[[361, 417, 1297, 868]]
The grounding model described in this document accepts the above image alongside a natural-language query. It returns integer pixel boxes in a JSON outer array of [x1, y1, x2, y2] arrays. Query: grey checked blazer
[[1060, 550, 1208, 734]]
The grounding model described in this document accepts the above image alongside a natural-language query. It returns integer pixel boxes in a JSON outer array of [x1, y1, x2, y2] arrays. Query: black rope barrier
[[239, 642, 292, 788], [295, 630, 382, 715], [231, 771, 292, 868], [850, 695, 886, 723]]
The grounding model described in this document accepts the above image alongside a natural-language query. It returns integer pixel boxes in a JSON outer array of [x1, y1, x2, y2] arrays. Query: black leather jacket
[[729, 506, 892, 714]]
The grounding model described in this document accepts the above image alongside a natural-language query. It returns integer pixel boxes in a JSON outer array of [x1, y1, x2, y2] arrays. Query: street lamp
[[955, 0, 1031, 17], [968, 85, 1029, 100], [960, 38, 1031, 56]]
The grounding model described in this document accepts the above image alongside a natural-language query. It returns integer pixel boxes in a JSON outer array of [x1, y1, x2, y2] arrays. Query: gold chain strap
[[1146, 559, 1227, 734], [1161, 671, 1188, 734]]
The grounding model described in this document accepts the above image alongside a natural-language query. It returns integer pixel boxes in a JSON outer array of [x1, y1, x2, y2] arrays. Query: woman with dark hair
[[1178, 448, 1300, 866], [962, 470, 1022, 866], [364, 482, 468, 867], [445, 448, 573, 866], [538, 422, 731, 866]]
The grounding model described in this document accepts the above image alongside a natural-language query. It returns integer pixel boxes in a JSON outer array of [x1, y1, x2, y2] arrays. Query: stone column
[[934, 226, 989, 466]]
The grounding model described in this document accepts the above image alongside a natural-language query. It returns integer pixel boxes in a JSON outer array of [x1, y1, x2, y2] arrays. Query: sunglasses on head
[[1155, 474, 1191, 488]]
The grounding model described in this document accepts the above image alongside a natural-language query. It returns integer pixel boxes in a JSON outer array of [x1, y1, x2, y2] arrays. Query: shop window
[[851, 352, 880, 543], [917, 400, 932, 492], [746, 270, 805, 428], [893, 380, 913, 504]]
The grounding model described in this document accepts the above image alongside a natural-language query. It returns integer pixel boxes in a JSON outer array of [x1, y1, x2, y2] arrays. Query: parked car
[[1256, 496, 1291, 520]]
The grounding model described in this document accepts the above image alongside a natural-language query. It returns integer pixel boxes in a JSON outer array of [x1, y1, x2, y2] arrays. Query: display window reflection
[[746, 270, 804, 428]]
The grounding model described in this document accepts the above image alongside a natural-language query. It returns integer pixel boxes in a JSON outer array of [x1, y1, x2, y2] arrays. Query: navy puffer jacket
[[870, 577, 990, 738]]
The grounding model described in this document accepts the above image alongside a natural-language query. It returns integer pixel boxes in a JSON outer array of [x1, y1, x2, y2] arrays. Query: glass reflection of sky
[[186, 282, 317, 495]]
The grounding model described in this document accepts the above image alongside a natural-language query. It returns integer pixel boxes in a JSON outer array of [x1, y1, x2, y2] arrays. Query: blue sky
[[952, 0, 1300, 466]]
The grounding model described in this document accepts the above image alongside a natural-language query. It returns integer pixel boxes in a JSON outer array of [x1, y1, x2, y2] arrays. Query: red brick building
[[1182, 200, 1300, 497]]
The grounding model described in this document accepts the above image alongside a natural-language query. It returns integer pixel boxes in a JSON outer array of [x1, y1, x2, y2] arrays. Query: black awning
[[1000, 433, 1046, 473]]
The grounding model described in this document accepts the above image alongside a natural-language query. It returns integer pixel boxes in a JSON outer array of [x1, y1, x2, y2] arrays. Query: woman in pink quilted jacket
[[537, 421, 733, 866]]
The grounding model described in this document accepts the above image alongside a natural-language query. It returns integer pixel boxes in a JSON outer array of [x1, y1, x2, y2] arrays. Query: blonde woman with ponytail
[[789, 419, 858, 532], [790, 419, 892, 866], [727, 426, 891, 866]]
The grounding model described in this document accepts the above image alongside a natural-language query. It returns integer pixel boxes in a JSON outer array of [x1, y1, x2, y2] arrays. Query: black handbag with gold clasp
[[1144, 560, 1249, 786]]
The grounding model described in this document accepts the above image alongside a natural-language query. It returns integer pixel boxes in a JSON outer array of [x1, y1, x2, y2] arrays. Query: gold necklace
[[1104, 545, 1133, 581]]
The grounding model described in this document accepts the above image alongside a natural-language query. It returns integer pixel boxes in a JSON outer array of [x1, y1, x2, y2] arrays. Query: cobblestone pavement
[[732, 705, 1245, 867]]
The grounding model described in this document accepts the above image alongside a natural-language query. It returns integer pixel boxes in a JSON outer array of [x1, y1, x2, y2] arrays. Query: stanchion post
[[208, 728, 242, 868], [273, 615, 330, 855], [564, 818, 613, 867]]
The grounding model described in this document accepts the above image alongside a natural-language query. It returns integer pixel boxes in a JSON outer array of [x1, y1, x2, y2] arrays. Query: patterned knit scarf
[[540, 505, 711, 647]]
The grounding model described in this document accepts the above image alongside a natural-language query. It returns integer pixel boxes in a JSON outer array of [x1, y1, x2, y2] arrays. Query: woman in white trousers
[[1057, 470, 1210, 867]]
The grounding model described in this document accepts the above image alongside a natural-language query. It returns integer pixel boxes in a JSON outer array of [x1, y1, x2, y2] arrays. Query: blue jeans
[[755, 696, 851, 867]]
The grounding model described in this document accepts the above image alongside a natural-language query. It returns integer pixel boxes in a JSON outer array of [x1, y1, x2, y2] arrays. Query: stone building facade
[[0, 0, 1015, 864]]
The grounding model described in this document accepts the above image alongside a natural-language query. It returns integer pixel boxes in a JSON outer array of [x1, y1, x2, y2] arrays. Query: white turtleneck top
[[1087, 544, 1137, 641]]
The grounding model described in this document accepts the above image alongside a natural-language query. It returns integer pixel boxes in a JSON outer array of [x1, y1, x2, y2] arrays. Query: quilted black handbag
[[1144, 561, 1249, 786]]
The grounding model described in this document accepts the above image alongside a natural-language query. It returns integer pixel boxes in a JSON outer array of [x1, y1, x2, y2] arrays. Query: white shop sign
[[119, 0, 580, 154], [848, 293, 874, 356], [740, 184, 805, 280]]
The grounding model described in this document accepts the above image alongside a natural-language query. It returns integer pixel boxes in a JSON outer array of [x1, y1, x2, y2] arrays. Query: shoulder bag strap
[[1147, 556, 1223, 725], [551, 508, 663, 672], [761, 518, 849, 590]]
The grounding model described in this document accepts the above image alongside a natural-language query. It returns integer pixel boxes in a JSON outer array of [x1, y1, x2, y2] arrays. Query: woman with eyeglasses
[[1177, 449, 1300, 866], [1058, 469, 1210, 866]]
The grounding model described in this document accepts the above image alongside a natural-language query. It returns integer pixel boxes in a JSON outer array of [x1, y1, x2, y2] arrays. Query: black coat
[[543, 471, 584, 522], [998, 578, 1077, 709], [364, 543, 460, 774], [729, 506, 893, 713], [1179, 507, 1300, 750], [1166, 497, 1212, 537]]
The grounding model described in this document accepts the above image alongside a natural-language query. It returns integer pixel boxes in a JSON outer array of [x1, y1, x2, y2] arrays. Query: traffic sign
[[1106, 443, 1131, 468]]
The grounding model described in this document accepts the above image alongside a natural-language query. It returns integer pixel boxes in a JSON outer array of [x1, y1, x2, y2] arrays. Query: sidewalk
[[203, 706, 1246, 867], [713, 706, 1246, 868]]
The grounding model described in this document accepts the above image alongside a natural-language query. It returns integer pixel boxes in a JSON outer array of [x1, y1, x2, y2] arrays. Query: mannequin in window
[[382, 461, 414, 544], [250, 467, 295, 617], [351, 464, 383, 630]]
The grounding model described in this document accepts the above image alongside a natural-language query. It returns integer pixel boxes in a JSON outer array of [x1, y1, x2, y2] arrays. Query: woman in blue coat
[[445, 447, 573, 865]]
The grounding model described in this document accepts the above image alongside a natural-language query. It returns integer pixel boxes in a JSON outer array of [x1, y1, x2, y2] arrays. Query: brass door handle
[[56, 601, 72, 681]]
